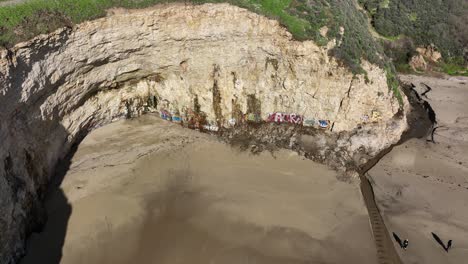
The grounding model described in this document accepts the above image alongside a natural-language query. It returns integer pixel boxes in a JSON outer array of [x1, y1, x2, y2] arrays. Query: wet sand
[[21, 115, 377, 264], [368, 75, 468, 264]]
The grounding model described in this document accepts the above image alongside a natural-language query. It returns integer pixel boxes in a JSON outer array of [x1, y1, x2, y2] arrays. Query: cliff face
[[0, 4, 406, 263]]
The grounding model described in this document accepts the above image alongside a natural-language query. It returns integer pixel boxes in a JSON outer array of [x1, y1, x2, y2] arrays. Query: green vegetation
[[440, 62, 468, 77], [385, 65, 403, 106], [0, 0, 307, 47], [359, 0, 467, 69], [0, 0, 412, 108], [0, 0, 389, 74], [288, 0, 386, 73]]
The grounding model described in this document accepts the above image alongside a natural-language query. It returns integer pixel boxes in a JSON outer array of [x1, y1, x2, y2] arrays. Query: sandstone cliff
[[0, 4, 407, 263]]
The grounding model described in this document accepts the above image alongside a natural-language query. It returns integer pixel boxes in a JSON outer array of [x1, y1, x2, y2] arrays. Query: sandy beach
[[368, 75, 468, 264], [21, 115, 376, 264], [19, 74, 468, 264]]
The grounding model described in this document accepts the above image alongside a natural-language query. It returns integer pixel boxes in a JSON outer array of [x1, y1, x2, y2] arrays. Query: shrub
[[359, 0, 468, 67]]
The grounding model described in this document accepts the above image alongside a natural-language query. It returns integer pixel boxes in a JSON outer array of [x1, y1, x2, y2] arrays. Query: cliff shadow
[[19, 139, 80, 264]]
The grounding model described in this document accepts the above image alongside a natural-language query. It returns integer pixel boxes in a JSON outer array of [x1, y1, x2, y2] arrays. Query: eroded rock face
[[0, 4, 407, 263], [409, 44, 443, 71]]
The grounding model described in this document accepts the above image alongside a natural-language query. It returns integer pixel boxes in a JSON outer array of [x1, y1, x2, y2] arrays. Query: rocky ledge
[[0, 3, 407, 263]]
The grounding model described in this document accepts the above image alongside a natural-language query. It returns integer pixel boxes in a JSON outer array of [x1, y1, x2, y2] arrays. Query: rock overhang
[[0, 3, 408, 263]]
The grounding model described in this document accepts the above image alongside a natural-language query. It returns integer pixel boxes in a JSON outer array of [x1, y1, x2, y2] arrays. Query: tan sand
[[368, 75, 468, 264], [21, 115, 376, 264]]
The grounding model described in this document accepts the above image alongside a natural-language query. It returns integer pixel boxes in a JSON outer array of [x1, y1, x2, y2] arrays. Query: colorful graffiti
[[228, 118, 237, 126], [289, 114, 303, 124], [159, 103, 337, 132], [267, 112, 282, 123], [318, 120, 330, 129], [361, 115, 369, 122], [267, 112, 303, 124], [160, 110, 172, 121], [172, 115, 182, 122], [182, 107, 208, 130], [303, 119, 316, 127], [245, 113, 261, 122], [203, 124, 219, 132], [160, 109, 183, 123]]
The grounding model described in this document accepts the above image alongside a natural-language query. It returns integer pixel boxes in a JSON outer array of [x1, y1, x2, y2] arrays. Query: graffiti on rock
[[303, 119, 316, 127], [203, 123, 219, 132], [318, 120, 330, 129], [160, 109, 183, 123], [172, 115, 182, 123], [228, 118, 237, 126], [267, 112, 303, 124], [288, 114, 303, 124], [245, 113, 262, 122], [361, 115, 369, 123], [183, 107, 208, 130], [267, 112, 284, 123], [160, 110, 172, 121]]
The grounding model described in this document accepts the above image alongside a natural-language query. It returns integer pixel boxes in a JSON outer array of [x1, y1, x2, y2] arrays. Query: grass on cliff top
[[0, 0, 391, 75], [0, 0, 407, 108], [0, 0, 310, 45]]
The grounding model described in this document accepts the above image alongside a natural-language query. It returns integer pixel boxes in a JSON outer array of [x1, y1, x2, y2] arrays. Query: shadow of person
[[19, 143, 79, 264]]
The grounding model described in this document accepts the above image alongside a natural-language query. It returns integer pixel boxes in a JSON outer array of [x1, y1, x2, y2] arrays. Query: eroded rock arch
[[0, 4, 406, 262]]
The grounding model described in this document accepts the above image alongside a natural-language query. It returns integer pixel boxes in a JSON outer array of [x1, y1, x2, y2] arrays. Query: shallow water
[[21, 115, 376, 264]]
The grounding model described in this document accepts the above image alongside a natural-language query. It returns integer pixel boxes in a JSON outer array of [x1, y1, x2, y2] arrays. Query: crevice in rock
[[407, 82, 438, 142], [231, 71, 238, 88], [246, 94, 262, 119], [332, 79, 354, 132], [3, 155, 26, 203], [420, 82, 432, 98], [212, 64, 223, 127], [231, 96, 243, 124]]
